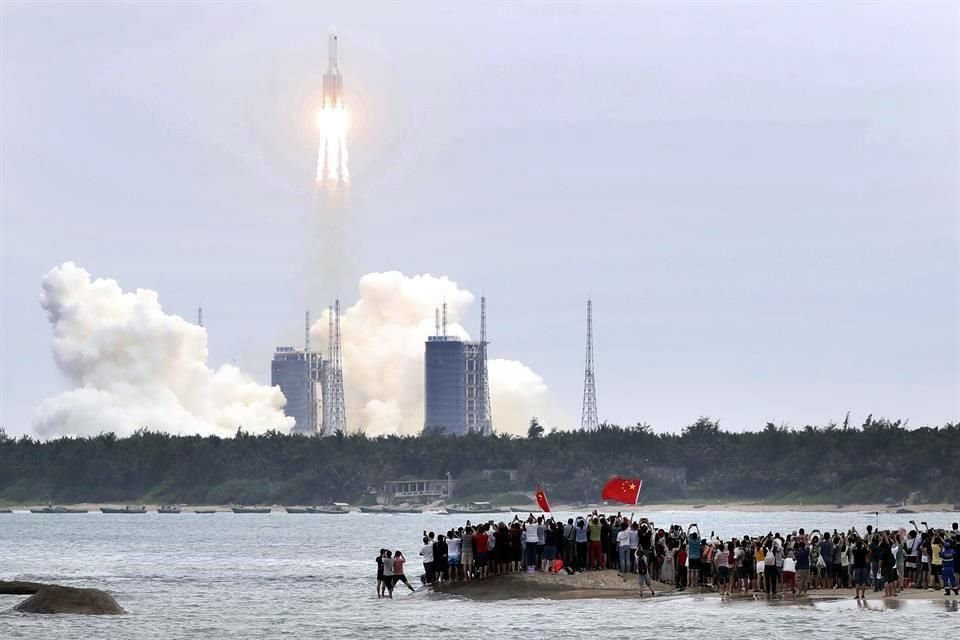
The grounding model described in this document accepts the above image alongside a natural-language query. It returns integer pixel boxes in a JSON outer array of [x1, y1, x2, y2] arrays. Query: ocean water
[[1, 510, 957, 639]]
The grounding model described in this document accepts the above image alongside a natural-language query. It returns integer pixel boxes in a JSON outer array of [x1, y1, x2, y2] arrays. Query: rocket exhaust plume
[[317, 29, 349, 187], [35, 263, 294, 437], [309, 272, 560, 436]]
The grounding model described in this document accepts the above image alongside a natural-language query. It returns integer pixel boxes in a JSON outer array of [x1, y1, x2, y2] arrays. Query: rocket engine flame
[[317, 104, 349, 185], [317, 30, 349, 186]]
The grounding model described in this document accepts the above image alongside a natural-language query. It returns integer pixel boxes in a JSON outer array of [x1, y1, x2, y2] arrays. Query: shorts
[[448, 555, 460, 566], [717, 566, 730, 584], [461, 552, 473, 567], [853, 567, 868, 586], [689, 558, 701, 571], [544, 545, 557, 560], [638, 573, 652, 586], [905, 557, 917, 569], [475, 552, 487, 566], [756, 561, 765, 575]]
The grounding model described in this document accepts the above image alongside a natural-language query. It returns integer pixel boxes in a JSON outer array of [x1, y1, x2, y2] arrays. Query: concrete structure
[[271, 347, 326, 435], [424, 337, 467, 434], [380, 476, 453, 505], [423, 298, 493, 435]]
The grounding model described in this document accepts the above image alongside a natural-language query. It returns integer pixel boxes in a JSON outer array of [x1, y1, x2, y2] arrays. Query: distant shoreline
[[3, 501, 956, 514]]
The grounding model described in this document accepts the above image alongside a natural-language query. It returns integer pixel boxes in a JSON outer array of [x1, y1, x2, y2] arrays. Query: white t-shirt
[[447, 538, 461, 557], [617, 530, 630, 548], [525, 523, 539, 543], [487, 530, 496, 549], [628, 529, 640, 549], [783, 557, 796, 572], [421, 543, 434, 563]]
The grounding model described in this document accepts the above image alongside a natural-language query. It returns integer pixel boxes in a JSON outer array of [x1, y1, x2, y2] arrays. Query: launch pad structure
[[271, 301, 346, 436]]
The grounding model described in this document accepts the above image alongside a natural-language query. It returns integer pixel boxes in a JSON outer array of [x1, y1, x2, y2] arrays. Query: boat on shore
[[0, 508, 13, 513], [231, 506, 271, 514], [359, 505, 420, 514], [158, 505, 181, 514], [307, 503, 351, 514], [30, 506, 88, 514], [193, 509, 217, 514], [285, 507, 310, 514], [382, 505, 421, 514], [446, 502, 507, 515], [100, 505, 147, 514]]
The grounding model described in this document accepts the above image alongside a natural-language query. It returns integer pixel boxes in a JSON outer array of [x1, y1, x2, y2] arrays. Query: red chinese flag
[[601, 477, 643, 505], [536, 485, 551, 512]]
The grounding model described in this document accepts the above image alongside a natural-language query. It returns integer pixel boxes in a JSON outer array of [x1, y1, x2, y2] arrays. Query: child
[[636, 548, 655, 597]]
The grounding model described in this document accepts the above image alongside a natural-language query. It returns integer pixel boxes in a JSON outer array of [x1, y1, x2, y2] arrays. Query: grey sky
[[1, 1, 958, 437]]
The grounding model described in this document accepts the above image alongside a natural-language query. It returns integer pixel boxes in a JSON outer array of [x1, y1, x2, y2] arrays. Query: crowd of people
[[392, 513, 960, 599]]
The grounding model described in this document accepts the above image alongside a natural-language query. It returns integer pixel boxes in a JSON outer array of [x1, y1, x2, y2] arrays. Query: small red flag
[[536, 485, 551, 512], [601, 477, 643, 505]]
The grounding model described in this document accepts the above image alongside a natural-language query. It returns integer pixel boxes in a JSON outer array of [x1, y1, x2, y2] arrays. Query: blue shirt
[[688, 537, 701, 560], [575, 523, 588, 543], [795, 547, 810, 570]]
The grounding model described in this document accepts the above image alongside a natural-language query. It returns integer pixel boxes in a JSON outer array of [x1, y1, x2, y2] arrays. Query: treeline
[[0, 417, 957, 506]]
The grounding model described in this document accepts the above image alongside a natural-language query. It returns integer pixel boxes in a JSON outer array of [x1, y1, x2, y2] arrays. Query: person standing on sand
[[636, 548, 655, 597], [781, 547, 796, 595], [420, 535, 435, 584], [795, 540, 811, 595], [461, 527, 475, 580], [587, 517, 603, 571], [524, 516, 539, 571], [852, 537, 869, 600], [687, 524, 702, 591], [574, 517, 589, 573], [616, 521, 630, 574], [940, 541, 958, 596]]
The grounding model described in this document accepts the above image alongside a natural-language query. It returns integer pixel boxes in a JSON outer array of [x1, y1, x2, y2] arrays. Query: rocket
[[323, 30, 343, 108]]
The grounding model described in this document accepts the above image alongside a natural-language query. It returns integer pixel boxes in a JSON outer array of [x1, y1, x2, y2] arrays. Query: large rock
[[0, 580, 125, 615]]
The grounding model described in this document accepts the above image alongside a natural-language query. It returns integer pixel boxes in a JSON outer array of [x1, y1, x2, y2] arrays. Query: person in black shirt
[[851, 539, 869, 599], [376, 548, 386, 598]]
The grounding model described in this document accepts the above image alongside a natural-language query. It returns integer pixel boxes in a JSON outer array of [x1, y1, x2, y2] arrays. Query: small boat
[[231, 506, 271, 514], [285, 507, 310, 514], [0, 508, 13, 513], [511, 507, 538, 513], [307, 503, 351, 514], [158, 505, 181, 514], [446, 502, 505, 514], [382, 506, 421, 514], [30, 506, 88, 514], [101, 505, 147, 514], [359, 506, 384, 513], [895, 508, 916, 514], [193, 509, 217, 514]]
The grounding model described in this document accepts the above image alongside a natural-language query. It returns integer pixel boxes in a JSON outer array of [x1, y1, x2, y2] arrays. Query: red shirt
[[475, 533, 489, 553]]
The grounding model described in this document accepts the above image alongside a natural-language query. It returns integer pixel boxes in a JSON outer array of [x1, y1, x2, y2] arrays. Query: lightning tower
[[479, 296, 493, 434], [324, 299, 347, 433], [580, 299, 599, 431]]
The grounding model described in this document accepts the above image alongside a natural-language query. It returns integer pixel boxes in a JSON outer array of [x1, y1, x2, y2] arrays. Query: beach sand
[[433, 569, 957, 605]]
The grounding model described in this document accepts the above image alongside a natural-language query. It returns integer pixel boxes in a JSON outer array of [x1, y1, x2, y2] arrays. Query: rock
[[0, 580, 125, 615]]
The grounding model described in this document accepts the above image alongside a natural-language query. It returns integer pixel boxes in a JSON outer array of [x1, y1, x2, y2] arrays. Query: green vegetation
[[0, 417, 956, 506]]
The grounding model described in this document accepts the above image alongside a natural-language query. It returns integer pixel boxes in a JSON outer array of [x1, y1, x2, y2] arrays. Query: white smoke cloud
[[312, 271, 556, 436], [34, 262, 294, 437]]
